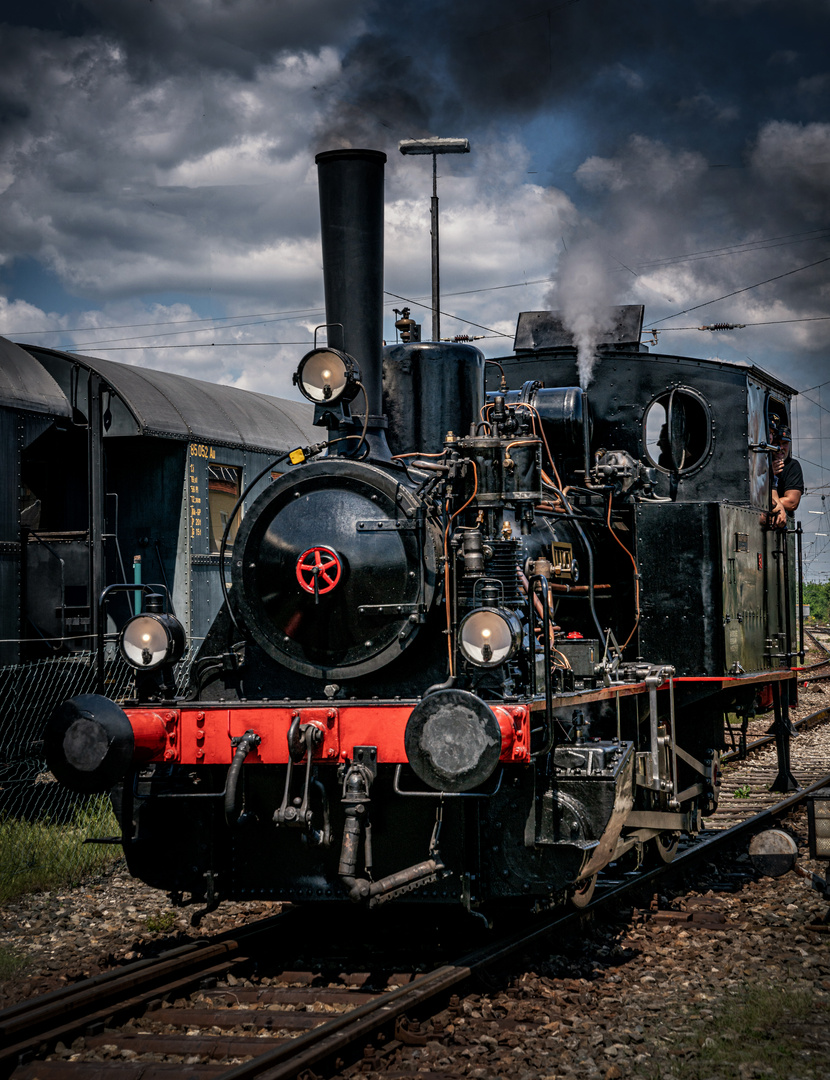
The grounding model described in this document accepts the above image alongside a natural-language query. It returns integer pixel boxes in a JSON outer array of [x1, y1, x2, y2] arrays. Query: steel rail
[[215, 912, 586, 1080], [802, 629, 830, 676], [801, 669, 830, 684], [0, 911, 293, 1077], [6, 768, 829, 1079], [213, 772, 830, 1080], [805, 627, 830, 654], [721, 704, 830, 763]]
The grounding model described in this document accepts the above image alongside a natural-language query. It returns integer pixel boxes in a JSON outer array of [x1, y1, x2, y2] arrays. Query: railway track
[[4, 712, 830, 1080], [801, 628, 830, 682], [716, 704, 830, 825]]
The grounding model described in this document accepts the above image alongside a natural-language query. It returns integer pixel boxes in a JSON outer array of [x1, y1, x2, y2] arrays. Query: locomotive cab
[[497, 308, 802, 678]]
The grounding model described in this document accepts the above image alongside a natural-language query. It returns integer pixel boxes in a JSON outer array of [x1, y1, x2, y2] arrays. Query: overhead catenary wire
[[6, 226, 830, 346], [50, 310, 830, 353], [73, 309, 830, 353], [67, 312, 326, 348], [801, 376, 830, 394], [644, 254, 830, 328], [654, 315, 830, 331], [384, 291, 507, 337], [9, 224, 830, 334], [632, 227, 830, 270], [11, 290, 510, 351], [64, 341, 317, 352], [4, 305, 327, 338]]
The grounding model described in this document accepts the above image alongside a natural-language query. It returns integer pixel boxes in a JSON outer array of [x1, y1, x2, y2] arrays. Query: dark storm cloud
[[3, 0, 367, 79], [308, 0, 830, 383], [0, 13, 333, 299], [312, 38, 444, 151], [0, 93, 30, 136], [546, 125, 830, 331], [526, 123, 830, 400], [1, 0, 828, 384], [313, 0, 830, 160], [0, 0, 98, 36]]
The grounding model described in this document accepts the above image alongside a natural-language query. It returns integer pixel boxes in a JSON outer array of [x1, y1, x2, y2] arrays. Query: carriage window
[[644, 389, 711, 473], [208, 465, 242, 553]]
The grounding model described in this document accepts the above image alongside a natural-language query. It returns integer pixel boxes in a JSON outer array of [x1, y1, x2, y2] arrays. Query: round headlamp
[[293, 348, 360, 405], [119, 604, 186, 670], [458, 607, 522, 668]]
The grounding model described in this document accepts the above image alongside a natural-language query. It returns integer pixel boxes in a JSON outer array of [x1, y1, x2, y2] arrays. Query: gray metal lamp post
[[399, 138, 470, 342]]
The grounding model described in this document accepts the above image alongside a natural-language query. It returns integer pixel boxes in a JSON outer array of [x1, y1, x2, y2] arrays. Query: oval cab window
[[644, 388, 712, 474]]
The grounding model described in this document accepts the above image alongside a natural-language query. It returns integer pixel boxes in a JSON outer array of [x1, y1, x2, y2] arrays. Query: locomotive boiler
[[45, 148, 803, 914]]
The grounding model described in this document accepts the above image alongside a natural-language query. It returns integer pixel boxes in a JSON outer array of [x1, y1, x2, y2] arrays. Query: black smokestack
[[315, 148, 387, 420]]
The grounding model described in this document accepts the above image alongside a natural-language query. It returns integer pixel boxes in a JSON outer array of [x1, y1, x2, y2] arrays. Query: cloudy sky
[[1, 0, 830, 574]]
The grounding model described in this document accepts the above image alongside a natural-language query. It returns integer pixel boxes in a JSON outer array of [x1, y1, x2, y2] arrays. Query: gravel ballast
[[2, 810, 829, 1079]]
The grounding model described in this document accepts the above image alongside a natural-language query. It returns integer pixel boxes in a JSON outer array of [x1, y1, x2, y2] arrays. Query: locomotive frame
[[45, 148, 804, 915]]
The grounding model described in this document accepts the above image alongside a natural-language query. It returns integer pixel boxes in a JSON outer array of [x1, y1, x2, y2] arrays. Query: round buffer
[[404, 689, 502, 793]]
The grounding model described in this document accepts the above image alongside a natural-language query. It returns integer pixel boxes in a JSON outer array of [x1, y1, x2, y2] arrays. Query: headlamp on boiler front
[[458, 607, 523, 668], [119, 595, 186, 670], [293, 348, 361, 405]]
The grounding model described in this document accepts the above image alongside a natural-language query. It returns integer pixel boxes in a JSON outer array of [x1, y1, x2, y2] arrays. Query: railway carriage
[[0, 339, 314, 815]]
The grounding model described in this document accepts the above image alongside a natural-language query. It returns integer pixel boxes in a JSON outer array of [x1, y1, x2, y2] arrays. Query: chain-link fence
[[0, 649, 195, 903]]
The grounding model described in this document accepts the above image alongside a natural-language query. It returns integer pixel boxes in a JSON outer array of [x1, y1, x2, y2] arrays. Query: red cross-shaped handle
[[295, 546, 342, 595]]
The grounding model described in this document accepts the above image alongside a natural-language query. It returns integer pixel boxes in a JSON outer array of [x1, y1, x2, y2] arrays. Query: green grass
[[673, 985, 830, 1079], [0, 796, 121, 904], [0, 944, 26, 981], [145, 910, 177, 934]]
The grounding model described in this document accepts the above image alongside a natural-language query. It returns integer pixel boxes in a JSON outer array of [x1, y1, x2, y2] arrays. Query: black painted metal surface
[[383, 341, 485, 455], [316, 149, 387, 420]]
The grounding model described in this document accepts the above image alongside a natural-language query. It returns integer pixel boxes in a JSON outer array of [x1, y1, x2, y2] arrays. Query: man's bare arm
[[770, 487, 801, 526]]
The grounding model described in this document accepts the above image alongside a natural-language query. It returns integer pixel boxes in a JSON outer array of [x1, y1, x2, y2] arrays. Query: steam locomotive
[[45, 148, 803, 914]]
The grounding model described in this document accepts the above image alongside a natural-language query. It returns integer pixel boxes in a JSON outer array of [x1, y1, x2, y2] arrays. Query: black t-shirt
[[775, 456, 804, 495]]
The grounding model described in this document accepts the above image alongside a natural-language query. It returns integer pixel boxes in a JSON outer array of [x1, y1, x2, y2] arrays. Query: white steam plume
[[546, 240, 619, 389]]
